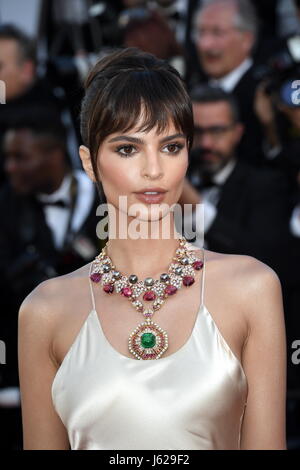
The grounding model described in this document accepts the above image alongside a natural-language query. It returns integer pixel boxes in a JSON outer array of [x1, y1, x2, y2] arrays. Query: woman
[[18, 48, 286, 450]]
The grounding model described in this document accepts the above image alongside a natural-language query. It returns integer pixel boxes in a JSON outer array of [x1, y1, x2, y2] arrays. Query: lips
[[134, 192, 166, 204], [135, 187, 167, 193], [202, 152, 217, 160], [134, 187, 167, 204], [205, 55, 220, 62]]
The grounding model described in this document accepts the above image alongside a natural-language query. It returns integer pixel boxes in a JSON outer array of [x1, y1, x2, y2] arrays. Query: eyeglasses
[[193, 26, 242, 41], [193, 124, 235, 140]]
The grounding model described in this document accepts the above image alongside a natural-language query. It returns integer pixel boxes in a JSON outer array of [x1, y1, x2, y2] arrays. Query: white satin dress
[[51, 246, 248, 450]]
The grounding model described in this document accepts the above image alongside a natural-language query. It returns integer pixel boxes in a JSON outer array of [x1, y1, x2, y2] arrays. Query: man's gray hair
[[196, 0, 258, 37]]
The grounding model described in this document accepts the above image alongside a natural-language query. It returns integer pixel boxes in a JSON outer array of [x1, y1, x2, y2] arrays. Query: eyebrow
[[107, 133, 186, 144]]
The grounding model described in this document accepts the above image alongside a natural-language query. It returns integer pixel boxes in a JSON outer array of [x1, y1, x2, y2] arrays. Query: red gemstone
[[143, 291, 156, 301], [121, 287, 132, 297], [183, 276, 195, 286], [165, 285, 177, 296], [103, 283, 114, 293], [90, 272, 102, 283], [193, 261, 203, 270]]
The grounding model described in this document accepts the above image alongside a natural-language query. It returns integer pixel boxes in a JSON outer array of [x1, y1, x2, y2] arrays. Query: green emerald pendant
[[128, 320, 168, 360], [141, 332, 156, 348]]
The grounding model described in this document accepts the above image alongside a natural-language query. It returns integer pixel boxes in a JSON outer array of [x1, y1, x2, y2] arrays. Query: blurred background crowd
[[0, 0, 300, 450]]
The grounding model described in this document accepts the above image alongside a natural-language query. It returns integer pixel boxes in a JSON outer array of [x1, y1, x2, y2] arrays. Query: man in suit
[[0, 108, 104, 449], [189, 0, 264, 164], [179, 85, 292, 277], [0, 24, 79, 187]]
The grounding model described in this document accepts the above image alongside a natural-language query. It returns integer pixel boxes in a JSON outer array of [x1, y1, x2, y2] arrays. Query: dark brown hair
[[0, 24, 37, 64], [80, 47, 194, 190], [190, 85, 240, 123], [123, 11, 182, 60]]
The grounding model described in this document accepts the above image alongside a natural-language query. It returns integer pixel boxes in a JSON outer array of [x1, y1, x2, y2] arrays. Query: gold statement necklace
[[90, 236, 204, 360]]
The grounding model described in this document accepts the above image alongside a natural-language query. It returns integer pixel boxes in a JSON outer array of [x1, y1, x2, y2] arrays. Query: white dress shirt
[[290, 204, 300, 237], [183, 159, 237, 248], [36, 170, 95, 250], [209, 57, 253, 93]]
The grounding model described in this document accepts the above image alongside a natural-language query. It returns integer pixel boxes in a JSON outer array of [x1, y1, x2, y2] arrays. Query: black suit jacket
[[190, 160, 292, 277], [231, 66, 264, 164]]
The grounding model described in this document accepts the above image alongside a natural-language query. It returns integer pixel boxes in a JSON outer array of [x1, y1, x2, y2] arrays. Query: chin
[[201, 163, 215, 174], [128, 204, 173, 225], [10, 183, 30, 195], [132, 205, 169, 218], [203, 63, 224, 79]]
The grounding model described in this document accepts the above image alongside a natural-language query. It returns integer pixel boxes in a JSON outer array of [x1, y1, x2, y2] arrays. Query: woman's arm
[[240, 260, 287, 449], [18, 281, 70, 450]]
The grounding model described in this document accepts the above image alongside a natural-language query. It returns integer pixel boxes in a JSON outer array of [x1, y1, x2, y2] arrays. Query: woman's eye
[[115, 145, 137, 157], [162, 143, 184, 154]]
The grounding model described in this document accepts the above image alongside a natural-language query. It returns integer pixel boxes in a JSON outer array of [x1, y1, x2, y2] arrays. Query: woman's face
[[96, 117, 189, 223]]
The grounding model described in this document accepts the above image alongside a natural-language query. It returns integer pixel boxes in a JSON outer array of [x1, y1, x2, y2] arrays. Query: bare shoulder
[[18, 268, 92, 449], [205, 247, 279, 282], [19, 263, 92, 333], [192, 245, 279, 278], [225, 252, 282, 302], [205, 249, 283, 320], [181, 245, 281, 311], [209, 248, 280, 287]]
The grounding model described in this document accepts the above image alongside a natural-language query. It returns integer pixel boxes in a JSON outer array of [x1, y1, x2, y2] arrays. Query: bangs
[[80, 48, 195, 187], [89, 69, 193, 152]]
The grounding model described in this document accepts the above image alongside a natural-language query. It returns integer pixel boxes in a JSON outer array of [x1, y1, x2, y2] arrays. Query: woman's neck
[[106, 225, 183, 278]]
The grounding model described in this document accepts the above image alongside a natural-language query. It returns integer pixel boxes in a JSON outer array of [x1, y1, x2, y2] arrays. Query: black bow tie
[[198, 178, 220, 190], [38, 199, 69, 208]]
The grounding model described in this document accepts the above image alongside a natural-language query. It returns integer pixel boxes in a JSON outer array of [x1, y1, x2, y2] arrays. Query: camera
[[254, 35, 300, 101]]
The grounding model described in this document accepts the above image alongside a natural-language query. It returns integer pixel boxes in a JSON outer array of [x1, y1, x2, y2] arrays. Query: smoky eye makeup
[[114, 144, 137, 157], [113, 141, 186, 158], [162, 142, 185, 154]]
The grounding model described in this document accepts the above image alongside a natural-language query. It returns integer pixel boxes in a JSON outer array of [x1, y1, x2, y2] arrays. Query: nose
[[4, 156, 18, 175], [197, 31, 216, 51], [199, 132, 215, 148], [141, 150, 164, 180]]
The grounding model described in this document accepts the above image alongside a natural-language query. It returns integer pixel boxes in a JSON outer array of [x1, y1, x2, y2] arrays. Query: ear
[[235, 123, 244, 142], [242, 31, 255, 55], [79, 145, 97, 182], [21, 60, 35, 86], [277, 102, 286, 114]]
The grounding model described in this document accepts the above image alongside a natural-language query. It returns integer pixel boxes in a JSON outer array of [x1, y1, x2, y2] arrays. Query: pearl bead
[[129, 274, 138, 284], [160, 273, 169, 282], [144, 277, 154, 287]]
